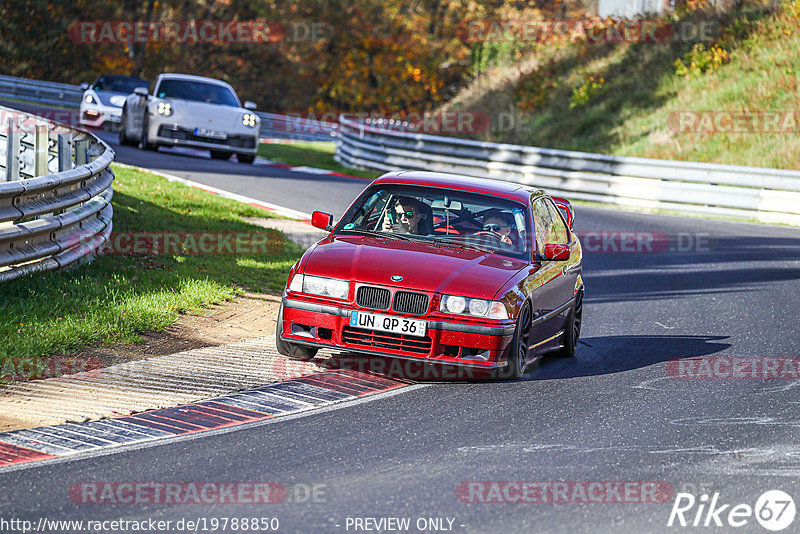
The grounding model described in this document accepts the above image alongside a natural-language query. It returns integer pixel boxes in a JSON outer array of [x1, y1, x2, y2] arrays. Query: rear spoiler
[[551, 197, 574, 230]]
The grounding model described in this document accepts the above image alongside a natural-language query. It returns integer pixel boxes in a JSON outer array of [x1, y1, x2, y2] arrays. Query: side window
[[531, 199, 552, 252], [545, 199, 569, 244]]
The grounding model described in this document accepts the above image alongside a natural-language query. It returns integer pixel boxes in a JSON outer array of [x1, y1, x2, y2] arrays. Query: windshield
[[155, 79, 240, 106], [93, 76, 148, 93], [336, 184, 530, 258]]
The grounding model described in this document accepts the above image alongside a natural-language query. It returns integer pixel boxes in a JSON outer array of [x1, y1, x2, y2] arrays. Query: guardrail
[[0, 74, 336, 142], [0, 104, 114, 283], [335, 116, 800, 226]]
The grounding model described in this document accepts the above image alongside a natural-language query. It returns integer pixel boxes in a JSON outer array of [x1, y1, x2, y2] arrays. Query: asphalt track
[[2, 128, 800, 533]]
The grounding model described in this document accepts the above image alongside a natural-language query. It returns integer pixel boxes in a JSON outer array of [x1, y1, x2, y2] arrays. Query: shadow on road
[[528, 334, 731, 380]]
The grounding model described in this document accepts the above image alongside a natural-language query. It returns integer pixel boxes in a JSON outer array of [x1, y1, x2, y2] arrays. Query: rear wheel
[[238, 153, 256, 164], [275, 305, 318, 361], [555, 290, 583, 358], [210, 150, 232, 160], [493, 302, 531, 380]]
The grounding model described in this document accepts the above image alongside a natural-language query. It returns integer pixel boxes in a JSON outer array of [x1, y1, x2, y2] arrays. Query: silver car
[[79, 75, 149, 130], [119, 73, 260, 164]]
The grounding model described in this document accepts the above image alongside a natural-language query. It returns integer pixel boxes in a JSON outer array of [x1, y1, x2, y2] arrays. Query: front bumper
[[79, 104, 121, 129], [280, 296, 515, 370], [152, 123, 258, 155]]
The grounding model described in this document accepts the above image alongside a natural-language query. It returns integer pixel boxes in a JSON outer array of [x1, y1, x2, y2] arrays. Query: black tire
[[493, 302, 531, 380], [118, 110, 135, 146], [275, 305, 318, 361], [238, 153, 256, 164], [139, 114, 157, 151], [210, 150, 232, 160], [555, 290, 583, 358]]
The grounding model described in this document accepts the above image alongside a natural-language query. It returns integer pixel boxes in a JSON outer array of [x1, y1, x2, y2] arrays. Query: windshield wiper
[[433, 237, 495, 254], [342, 228, 429, 243]]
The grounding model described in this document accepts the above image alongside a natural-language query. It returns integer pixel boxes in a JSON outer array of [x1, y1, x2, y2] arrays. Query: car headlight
[[439, 295, 508, 319], [156, 102, 172, 116], [84, 93, 95, 104], [289, 274, 349, 300], [242, 113, 257, 127]]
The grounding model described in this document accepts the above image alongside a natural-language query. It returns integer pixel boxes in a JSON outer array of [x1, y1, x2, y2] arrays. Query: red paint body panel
[[280, 171, 584, 371]]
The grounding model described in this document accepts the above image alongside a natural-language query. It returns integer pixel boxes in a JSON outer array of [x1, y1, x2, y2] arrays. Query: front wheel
[[555, 290, 583, 358], [118, 110, 135, 146], [139, 114, 157, 151], [238, 153, 256, 164], [275, 305, 318, 361], [493, 302, 531, 380]]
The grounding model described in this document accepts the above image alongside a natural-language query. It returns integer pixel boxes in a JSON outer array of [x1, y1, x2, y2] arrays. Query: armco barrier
[[334, 116, 800, 226], [0, 104, 114, 283], [0, 74, 336, 142]]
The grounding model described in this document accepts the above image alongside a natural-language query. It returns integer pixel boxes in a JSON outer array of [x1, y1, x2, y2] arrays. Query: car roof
[[372, 171, 544, 203], [156, 73, 233, 88], [96, 74, 147, 82]]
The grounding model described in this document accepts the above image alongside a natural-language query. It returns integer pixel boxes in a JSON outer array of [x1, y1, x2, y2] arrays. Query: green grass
[[447, 1, 800, 170], [258, 141, 380, 180], [0, 165, 303, 364]]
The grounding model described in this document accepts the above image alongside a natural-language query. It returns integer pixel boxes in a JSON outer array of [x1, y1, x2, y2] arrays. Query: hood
[[159, 99, 250, 130], [94, 90, 129, 108], [302, 235, 527, 300]]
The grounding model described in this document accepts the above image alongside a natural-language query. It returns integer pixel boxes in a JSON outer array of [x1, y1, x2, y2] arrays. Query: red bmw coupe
[[277, 171, 584, 379]]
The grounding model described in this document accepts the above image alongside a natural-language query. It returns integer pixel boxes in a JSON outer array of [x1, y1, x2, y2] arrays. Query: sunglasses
[[483, 223, 508, 232], [396, 210, 417, 219]]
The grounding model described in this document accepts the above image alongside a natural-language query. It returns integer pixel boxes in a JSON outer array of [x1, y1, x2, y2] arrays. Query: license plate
[[350, 311, 427, 337], [194, 127, 227, 140]]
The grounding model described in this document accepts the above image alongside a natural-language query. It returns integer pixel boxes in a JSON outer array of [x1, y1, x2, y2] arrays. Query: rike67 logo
[[668, 490, 796, 531]]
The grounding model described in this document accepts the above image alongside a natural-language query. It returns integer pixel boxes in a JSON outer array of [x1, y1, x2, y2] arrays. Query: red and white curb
[[0, 370, 411, 468]]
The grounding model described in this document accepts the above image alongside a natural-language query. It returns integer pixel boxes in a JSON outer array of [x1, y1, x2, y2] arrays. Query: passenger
[[480, 209, 517, 248], [382, 197, 427, 235]]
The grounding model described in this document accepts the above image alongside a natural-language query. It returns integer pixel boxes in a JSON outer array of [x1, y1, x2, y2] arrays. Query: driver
[[480, 209, 516, 248], [382, 196, 427, 235]]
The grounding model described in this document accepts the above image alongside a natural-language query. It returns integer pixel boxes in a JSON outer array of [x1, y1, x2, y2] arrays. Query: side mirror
[[80, 82, 90, 91], [244, 101, 257, 110], [541, 243, 570, 261], [311, 211, 334, 231], [134, 87, 149, 97]]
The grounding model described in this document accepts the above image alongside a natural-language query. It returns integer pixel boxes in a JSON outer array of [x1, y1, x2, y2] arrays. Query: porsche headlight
[[439, 295, 508, 319], [84, 93, 95, 104], [242, 113, 257, 127], [156, 102, 172, 116], [290, 274, 349, 300]]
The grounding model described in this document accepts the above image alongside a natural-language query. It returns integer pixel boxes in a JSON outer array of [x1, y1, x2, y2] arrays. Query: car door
[[530, 196, 573, 347], [541, 197, 577, 340]]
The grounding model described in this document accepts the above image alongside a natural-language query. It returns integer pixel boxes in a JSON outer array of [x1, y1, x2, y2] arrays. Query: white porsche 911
[[119, 73, 260, 163]]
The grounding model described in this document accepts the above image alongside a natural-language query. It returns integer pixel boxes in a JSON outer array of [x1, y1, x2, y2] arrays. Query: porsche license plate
[[194, 127, 227, 140], [350, 311, 427, 337]]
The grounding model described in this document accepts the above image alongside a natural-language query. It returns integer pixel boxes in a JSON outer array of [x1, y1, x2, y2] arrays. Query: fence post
[[34, 123, 48, 176], [6, 117, 19, 181], [75, 139, 89, 166], [57, 133, 72, 172]]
